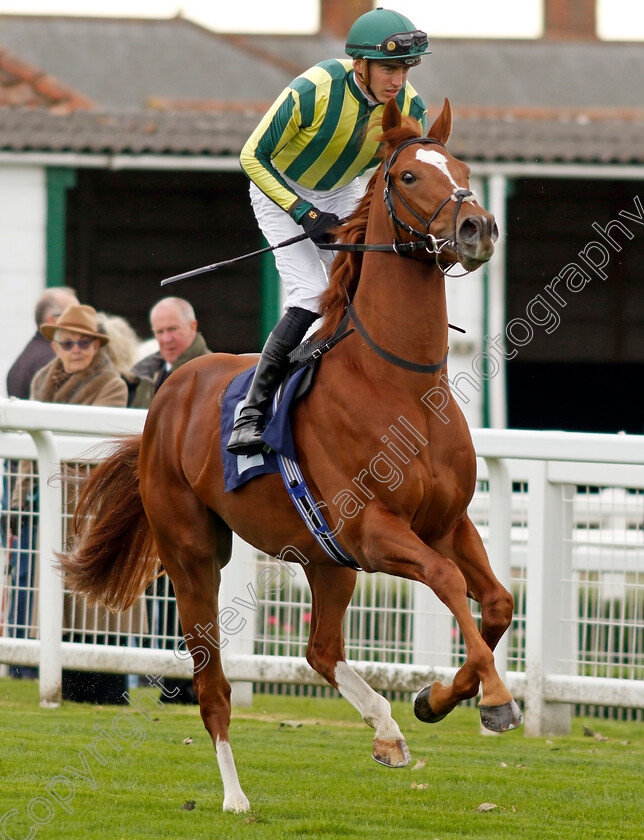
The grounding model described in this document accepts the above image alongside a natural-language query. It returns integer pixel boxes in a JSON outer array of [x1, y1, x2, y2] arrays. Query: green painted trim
[[481, 179, 490, 428], [45, 168, 77, 288], [481, 263, 490, 429], [260, 241, 281, 344]]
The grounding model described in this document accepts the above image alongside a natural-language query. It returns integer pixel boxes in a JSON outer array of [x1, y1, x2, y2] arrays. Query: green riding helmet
[[345, 7, 430, 67]]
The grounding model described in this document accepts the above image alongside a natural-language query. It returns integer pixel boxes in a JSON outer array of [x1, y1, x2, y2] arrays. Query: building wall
[[0, 165, 47, 397]]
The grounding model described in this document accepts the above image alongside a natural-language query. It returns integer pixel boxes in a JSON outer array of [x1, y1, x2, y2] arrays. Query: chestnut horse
[[61, 98, 522, 813]]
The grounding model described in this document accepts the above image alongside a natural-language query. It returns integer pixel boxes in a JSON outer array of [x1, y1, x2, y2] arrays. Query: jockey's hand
[[300, 208, 341, 244]]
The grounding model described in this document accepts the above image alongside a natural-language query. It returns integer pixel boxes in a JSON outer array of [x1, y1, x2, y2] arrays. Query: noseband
[[383, 137, 475, 260]]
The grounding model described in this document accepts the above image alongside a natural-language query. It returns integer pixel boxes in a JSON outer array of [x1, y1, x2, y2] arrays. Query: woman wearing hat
[[35, 303, 128, 406], [11, 303, 135, 703]]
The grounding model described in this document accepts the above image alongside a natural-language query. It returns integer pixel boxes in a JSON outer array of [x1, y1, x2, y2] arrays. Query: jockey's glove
[[300, 208, 341, 244]]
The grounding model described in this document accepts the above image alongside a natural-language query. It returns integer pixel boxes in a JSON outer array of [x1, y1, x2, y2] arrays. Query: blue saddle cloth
[[221, 365, 309, 492]]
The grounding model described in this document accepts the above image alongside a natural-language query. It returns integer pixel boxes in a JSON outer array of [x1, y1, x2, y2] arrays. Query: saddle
[[221, 316, 359, 570]]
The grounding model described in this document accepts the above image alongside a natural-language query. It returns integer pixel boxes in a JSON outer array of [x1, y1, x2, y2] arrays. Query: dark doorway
[[505, 178, 644, 434], [65, 168, 263, 353]]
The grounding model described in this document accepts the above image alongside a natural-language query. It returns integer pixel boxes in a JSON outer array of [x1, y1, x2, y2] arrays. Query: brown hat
[[40, 304, 109, 345]]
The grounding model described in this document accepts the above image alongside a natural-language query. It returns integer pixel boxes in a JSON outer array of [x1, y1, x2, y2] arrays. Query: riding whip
[[160, 232, 310, 286]]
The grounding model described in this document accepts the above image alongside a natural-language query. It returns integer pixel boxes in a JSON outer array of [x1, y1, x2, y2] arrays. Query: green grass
[[1, 677, 642, 840]]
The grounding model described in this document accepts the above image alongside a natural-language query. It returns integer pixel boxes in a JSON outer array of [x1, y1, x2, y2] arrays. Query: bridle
[[322, 136, 478, 276], [329, 136, 480, 373], [382, 136, 476, 267]]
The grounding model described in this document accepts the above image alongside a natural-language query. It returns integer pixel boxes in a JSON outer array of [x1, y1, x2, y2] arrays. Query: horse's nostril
[[459, 217, 480, 243], [459, 215, 497, 245]]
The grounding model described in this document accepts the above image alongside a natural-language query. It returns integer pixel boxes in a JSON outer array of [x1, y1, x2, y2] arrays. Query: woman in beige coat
[[35, 303, 128, 407]]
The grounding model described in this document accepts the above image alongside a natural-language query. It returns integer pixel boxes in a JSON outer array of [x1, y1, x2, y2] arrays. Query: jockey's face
[[353, 59, 410, 104]]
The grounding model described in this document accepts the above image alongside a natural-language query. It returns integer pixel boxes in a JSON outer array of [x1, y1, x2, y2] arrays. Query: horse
[[60, 97, 522, 814]]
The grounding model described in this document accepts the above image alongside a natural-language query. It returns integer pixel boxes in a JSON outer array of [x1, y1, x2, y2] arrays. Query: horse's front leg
[[360, 509, 522, 733], [304, 562, 411, 768], [416, 514, 521, 731]]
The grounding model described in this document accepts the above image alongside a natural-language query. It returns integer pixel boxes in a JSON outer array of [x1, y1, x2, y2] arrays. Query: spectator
[[4, 287, 78, 677], [129, 296, 211, 408], [96, 311, 141, 399], [129, 297, 211, 703], [10, 304, 141, 703], [6, 287, 79, 400]]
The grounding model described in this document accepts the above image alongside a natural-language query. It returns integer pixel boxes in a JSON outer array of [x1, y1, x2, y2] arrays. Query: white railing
[[0, 398, 642, 736]]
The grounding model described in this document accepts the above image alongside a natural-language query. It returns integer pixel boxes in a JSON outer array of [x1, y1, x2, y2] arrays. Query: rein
[[160, 137, 475, 287]]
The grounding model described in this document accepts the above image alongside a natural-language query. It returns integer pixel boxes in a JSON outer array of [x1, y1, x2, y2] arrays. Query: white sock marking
[[215, 737, 250, 813], [334, 661, 403, 740]]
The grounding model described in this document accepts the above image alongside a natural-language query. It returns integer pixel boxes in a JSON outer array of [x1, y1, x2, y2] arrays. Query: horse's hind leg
[[146, 495, 250, 813], [304, 563, 411, 768]]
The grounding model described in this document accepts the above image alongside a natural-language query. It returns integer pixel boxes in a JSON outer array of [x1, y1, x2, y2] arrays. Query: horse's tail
[[58, 435, 159, 612]]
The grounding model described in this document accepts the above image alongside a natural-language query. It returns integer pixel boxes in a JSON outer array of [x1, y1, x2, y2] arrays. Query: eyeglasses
[[377, 30, 428, 57], [55, 338, 95, 351]]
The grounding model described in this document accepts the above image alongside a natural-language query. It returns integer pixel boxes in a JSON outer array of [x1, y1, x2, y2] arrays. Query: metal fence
[[0, 399, 643, 736]]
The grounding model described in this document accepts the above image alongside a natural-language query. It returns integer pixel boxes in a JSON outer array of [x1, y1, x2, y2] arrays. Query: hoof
[[414, 683, 447, 724], [222, 793, 251, 813], [479, 699, 524, 732], [372, 737, 411, 768]]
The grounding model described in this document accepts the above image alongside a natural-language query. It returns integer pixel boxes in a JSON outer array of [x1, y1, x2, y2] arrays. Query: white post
[[479, 456, 513, 736], [485, 457, 513, 678], [411, 580, 455, 673], [32, 430, 63, 708], [219, 534, 257, 706], [524, 461, 575, 735]]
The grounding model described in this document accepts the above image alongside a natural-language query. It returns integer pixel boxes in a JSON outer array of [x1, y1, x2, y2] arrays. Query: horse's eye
[[401, 172, 416, 185]]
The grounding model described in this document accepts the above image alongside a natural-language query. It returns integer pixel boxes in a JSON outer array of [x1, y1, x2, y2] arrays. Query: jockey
[[227, 7, 429, 455]]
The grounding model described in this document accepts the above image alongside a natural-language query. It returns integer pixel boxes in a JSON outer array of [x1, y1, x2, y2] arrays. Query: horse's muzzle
[[455, 212, 498, 269]]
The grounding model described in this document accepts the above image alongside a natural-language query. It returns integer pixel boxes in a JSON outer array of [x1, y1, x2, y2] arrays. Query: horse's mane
[[316, 116, 424, 341]]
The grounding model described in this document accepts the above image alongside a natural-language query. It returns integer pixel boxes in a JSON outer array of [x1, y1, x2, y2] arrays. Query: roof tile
[[0, 107, 642, 165], [0, 44, 94, 109], [0, 15, 643, 165]]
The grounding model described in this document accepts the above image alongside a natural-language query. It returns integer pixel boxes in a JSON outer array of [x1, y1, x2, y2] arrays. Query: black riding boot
[[226, 308, 319, 456], [226, 334, 292, 455]]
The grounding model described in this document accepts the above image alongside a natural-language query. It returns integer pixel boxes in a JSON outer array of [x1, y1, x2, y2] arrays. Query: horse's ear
[[427, 98, 452, 145], [382, 97, 402, 132]]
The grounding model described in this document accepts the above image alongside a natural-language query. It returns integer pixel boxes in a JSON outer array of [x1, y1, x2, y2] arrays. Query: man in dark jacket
[[129, 296, 211, 408], [7, 287, 79, 399]]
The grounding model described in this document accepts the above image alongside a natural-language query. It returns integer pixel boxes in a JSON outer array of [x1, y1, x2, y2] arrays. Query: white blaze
[[416, 148, 465, 192]]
